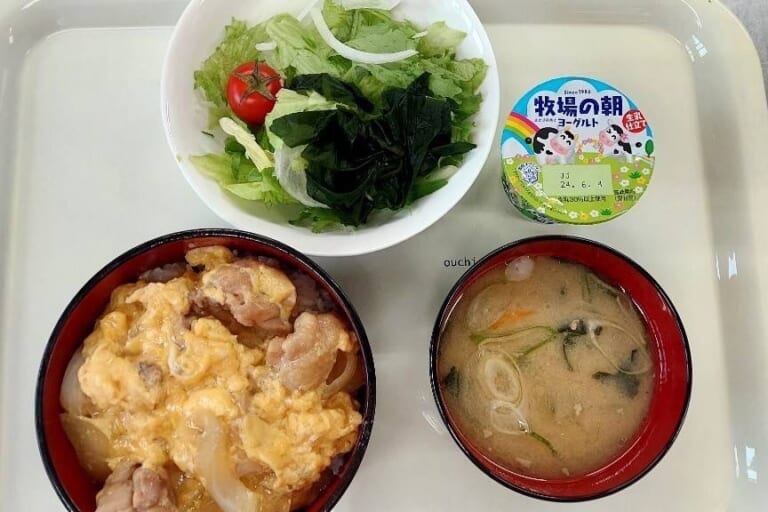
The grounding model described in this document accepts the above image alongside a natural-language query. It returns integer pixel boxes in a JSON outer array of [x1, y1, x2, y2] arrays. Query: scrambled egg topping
[[76, 249, 362, 495]]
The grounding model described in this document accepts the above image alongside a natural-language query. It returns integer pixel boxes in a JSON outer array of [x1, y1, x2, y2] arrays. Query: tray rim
[[1, 0, 767, 510]]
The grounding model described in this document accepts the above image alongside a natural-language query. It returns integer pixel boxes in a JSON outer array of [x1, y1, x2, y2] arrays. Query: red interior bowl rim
[[35, 228, 376, 512], [429, 235, 692, 502]]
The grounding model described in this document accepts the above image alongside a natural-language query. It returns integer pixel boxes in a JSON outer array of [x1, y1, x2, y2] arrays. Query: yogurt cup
[[501, 77, 656, 225]]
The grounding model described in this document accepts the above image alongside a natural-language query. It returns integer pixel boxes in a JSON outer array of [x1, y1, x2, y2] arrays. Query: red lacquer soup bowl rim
[[429, 235, 692, 502], [35, 228, 376, 512]]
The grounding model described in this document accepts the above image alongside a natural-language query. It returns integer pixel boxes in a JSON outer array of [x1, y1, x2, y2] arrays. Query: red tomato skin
[[226, 62, 282, 126]]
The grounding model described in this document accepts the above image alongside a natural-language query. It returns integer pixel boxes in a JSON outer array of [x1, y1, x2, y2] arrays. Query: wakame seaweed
[[270, 73, 476, 226], [443, 367, 461, 398], [288, 74, 374, 112], [558, 319, 587, 336], [561, 340, 575, 372], [593, 371, 640, 398], [583, 273, 620, 302], [558, 319, 588, 371], [619, 349, 642, 373]]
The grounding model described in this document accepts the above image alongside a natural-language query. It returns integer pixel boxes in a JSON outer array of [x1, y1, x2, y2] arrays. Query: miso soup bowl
[[429, 236, 692, 502], [36, 229, 376, 512]]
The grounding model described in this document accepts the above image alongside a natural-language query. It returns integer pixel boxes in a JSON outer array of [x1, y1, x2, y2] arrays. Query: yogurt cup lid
[[501, 76, 656, 225]]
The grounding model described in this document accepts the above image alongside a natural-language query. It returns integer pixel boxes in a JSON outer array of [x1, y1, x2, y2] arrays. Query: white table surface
[[724, 0, 768, 86]]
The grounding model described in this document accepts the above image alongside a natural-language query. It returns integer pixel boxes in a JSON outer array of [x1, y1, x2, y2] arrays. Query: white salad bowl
[[161, 0, 500, 257]]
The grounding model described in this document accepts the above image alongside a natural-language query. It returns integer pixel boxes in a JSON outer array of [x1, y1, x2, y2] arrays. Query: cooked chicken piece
[[138, 362, 163, 387], [132, 467, 175, 511], [194, 260, 296, 336], [266, 313, 353, 392], [96, 463, 135, 512], [96, 463, 177, 512]]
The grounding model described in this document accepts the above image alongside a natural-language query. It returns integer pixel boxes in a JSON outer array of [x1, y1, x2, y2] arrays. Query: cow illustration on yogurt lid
[[501, 76, 656, 225]]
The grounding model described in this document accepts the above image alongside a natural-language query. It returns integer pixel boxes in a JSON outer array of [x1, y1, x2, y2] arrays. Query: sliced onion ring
[[60, 413, 112, 481], [489, 400, 529, 436], [297, 0, 322, 21], [311, 8, 418, 64], [323, 351, 358, 399], [481, 352, 522, 404], [60, 348, 93, 416], [195, 413, 261, 512], [339, 0, 402, 9], [274, 147, 328, 208], [255, 41, 277, 52]]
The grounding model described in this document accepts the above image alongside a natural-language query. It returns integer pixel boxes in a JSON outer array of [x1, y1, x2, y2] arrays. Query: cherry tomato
[[226, 62, 282, 126]]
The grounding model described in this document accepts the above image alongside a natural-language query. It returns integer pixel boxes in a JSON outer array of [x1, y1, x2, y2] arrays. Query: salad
[[192, 0, 488, 231]]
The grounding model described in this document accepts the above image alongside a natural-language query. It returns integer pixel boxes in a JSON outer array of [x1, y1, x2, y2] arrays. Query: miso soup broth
[[438, 256, 654, 479]]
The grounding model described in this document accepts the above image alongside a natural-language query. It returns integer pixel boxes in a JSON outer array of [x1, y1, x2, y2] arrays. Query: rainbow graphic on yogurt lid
[[502, 112, 539, 156]]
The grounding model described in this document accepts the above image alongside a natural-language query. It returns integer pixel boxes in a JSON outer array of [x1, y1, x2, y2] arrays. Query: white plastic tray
[[1, 0, 767, 510]]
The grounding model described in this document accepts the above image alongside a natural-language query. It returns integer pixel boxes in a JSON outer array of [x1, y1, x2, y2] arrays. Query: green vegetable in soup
[[561, 340, 575, 372], [471, 325, 556, 345], [592, 371, 641, 398], [558, 319, 588, 336], [528, 431, 557, 456], [582, 274, 591, 302], [557, 319, 588, 371], [585, 319, 653, 376], [583, 273, 620, 302], [624, 349, 640, 370], [443, 367, 461, 398], [589, 274, 620, 298], [518, 332, 559, 359], [472, 326, 559, 364]]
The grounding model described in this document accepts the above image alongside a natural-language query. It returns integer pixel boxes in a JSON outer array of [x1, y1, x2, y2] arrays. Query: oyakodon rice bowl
[[430, 236, 691, 501], [36, 230, 375, 512]]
